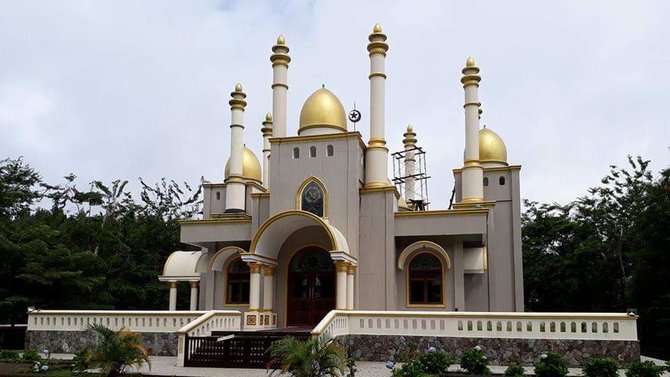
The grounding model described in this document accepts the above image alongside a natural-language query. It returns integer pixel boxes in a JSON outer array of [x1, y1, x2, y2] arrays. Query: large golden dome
[[298, 88, 347, 135], [479, 127, 508, 166], [225, 146, 262, 183]]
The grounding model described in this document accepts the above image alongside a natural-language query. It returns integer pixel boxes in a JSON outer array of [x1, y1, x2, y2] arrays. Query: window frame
[[406, 252, 445, 307], [225, 258, 250, 305]]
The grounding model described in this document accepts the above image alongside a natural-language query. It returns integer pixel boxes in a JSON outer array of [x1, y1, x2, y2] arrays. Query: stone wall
[[338, 335, 640, 367], [25, 330, 178, 356]]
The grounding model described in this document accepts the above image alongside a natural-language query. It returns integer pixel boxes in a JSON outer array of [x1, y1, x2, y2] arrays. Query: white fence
[[312, 311, 638, 343], [27, 310, 208, 333], [175, 310, 243, 366]]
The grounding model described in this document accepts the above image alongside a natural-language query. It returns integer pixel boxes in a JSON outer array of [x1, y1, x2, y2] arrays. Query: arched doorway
[[287, 247, 335, 326]]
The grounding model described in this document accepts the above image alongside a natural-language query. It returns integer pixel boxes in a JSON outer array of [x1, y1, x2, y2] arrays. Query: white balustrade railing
[[312, 311, 638, 343], [27, 310, 207, 333], [175, 310, 242, 366]]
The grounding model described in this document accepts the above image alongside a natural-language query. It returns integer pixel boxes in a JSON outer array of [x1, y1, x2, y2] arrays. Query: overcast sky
[[1, 0, 668, 210]]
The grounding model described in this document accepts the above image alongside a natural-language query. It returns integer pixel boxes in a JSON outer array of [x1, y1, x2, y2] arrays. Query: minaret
[[261, 113, 273, 187], [460, 57, 484, 203], [364, 23, 390, 189], [270, 35, 290, 137], [402, 124, 417, 202], [225, 83, 247, 213]]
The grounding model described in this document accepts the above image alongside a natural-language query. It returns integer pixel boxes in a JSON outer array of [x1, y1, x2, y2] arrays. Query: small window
[[216, 191, 221, 200], [483, 177, 489, 186], [309, 146, 317, 158], [408, 253, 443, 305], [327, 145, 334, 157], [293, 147, 300, 159], [499, 176, 506, 185], [226, 259, 250, 304], [300, 181, 324, 217]]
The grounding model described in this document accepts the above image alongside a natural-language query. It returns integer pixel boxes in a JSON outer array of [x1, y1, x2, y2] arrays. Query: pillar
[[364, 23, 390, 189], [263, 265, 275, 311], [460, 57, 484, 204], [225, 83, 247, 212], [270, 35, 290, 137], [335, 262, 349, 310], [346, 265, 356, 310], [403, 124, 417, 202], [189, 281, 199, 311], [248, 263, 262, 311], [168, 281, 177, 311], [261, 113, 273, 187]]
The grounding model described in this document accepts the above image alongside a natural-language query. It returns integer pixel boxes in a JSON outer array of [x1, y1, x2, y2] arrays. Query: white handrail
[[176, 310, 242, 337]]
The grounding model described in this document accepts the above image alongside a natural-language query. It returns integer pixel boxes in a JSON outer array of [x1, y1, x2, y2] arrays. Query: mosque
[[160, 23, 524, 330]]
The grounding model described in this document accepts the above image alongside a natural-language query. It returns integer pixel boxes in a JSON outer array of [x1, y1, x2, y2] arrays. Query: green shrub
[[504, 365, 525, 377], [417, 348, 453, 375], [21, 349, 42, 362], [71, 349, 90, 373], [269, 337, 347, 377], [460, 346, 491, 375], [534, 352, 568, 377], [625, 361, 664, 377], [0, 349, 20, 361], [582, 357, 618, 377], [392, 359, 429, 377]]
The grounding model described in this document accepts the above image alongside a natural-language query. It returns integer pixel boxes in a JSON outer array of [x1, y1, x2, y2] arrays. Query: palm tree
[[86, 324, 151, 377], [269, 337, 348, 377]]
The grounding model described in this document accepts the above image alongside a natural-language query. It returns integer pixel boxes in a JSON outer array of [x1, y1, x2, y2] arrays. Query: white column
[[225, 83, 247, 212], [168, 281, 177, 311], [189, 281, 199, 311], [460, 58, 484, 204], [346, 265, 356, 310], [335, 262, 348, 310], [364, 23, 390, 189], [248, 263, 262, 311], [263, 265, 275, 311], [261, 113, 273, 187], [403, 124, 417, 202], [271, 35, 290, 137]]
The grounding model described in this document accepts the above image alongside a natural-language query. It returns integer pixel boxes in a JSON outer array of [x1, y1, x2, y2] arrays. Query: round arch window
[[408, 253, 443, 305], [226, 258, 250, 304]]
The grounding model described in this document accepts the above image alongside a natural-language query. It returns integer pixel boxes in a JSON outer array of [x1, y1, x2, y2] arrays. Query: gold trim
[[451, 200, 496, 210], [270, 131, 366, 150], [405, 251, 448, 308], [249, 263, 263, 274], [394, 208, 489, 217], [263, 265, 275, 276], [398, 241, 452, 270], [250, 192, 271, 199], [335, 261, 350, 272], [294, 176, 329, 217], [298, 123, 347, 134], [368, 72, 387, 79], [179, 217, 251, 225], [168, 281, 178, 289], [248, 210, 338, 255], [271, 82, 289, 89], [362, 181, 393, 190], [208, 246, 247, 271], [460, 197, 484, 203], [347, 265, 357, 274], [189, 281, 199, 288]]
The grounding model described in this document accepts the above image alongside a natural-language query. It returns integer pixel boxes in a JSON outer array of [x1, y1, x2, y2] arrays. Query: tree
[[269, 337, 348, 377], [86, 324, 151, 377]]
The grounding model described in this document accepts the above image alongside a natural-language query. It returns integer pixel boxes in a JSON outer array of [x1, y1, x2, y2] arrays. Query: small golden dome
[[235, 83, 243, 92], [299, 88, 347, 134], [277, 35, 285, 45], [479, 127, 508, 165], [225, 146, 262, 183], [406, 124, 413, 132], [265, 112, 273, 121], [373, 23, 382, 33], [466, 57, 475, 67]]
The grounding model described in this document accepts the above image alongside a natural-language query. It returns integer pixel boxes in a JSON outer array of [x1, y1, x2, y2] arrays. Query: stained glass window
[[301, 181, 324, 217], [226, 259, 250, 304], [290, 248, 334, 272], [408, 253, 442, 305]]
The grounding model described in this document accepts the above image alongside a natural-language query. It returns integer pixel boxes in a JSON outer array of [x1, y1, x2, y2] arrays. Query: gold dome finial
[[277, 35, 285, 45], [373, 23, 382, 33], [407, 124, 413, 132], [466, 57, 475, 67], [235, 82, 243, 92], [265, 112, 272, 121]]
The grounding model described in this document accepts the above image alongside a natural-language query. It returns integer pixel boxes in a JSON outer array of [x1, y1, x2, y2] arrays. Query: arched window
[[216, 191, 221, 200], [226, 259, 250, 305], [483, 177, 489, 186], [293, 147, 300, 159], [408, 253, 443, 305], [300, 181, 325, 217], [499, 176, 506, 185], [309, 146, 317, 158], [327, 145, 334, 157]]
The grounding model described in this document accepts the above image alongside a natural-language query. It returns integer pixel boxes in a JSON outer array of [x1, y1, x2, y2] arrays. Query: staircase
[[184, 328, 311, 368]]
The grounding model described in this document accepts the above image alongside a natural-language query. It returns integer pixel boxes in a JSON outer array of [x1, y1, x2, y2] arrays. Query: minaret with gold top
[[225, 83, 247, 212], [459, 57, 484, 204], [402, 124, 417, 203], [365, 23, 390, 188], [270, 35, 290, 137], [261, 113, 272, 187]]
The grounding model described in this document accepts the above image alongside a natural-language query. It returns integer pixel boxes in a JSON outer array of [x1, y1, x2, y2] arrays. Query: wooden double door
[[286, 247, 335, 327]]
